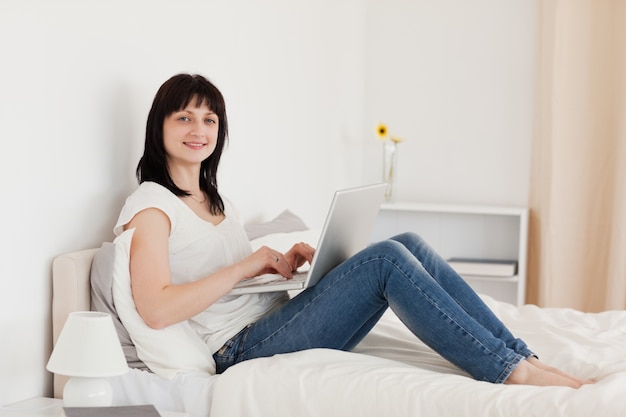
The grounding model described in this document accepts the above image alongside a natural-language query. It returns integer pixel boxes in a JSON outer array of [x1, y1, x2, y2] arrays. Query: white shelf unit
[[370, 202, 528, 306]]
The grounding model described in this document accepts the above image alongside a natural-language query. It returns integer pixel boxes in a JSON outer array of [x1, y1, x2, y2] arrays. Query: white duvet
[[209, 296, 626, 417], [107, 230, 626, 417], [108, 293, 626, 417]]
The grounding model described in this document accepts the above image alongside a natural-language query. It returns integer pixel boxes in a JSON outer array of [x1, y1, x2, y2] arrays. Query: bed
[[51, 213, 626, 417]]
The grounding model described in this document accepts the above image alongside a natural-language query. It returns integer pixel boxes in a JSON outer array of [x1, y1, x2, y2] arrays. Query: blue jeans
[[213, 232, 534, 383]]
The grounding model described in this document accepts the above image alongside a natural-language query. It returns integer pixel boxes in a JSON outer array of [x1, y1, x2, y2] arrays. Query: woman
[[116, 73, 588, 387]]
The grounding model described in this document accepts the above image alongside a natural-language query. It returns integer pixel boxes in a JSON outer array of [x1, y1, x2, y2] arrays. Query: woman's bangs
[[171, 83, 223, 116], [199, 83, 225, 115]]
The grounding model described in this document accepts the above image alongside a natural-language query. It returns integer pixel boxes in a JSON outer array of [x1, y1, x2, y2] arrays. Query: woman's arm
[[125, 208, 312, 329]]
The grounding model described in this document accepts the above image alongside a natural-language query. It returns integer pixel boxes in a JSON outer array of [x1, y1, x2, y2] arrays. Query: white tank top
[[115, 181, 287, 354]]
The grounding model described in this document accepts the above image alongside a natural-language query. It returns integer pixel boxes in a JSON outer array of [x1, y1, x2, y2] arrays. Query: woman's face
[[162, 97, 219, 168]]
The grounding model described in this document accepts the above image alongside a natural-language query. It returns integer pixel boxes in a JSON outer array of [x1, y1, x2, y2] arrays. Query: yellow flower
[[376, 123, 405, 144], [376, 123, 388, 140]]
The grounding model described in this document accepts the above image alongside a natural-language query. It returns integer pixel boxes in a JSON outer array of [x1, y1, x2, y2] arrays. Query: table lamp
[[46, 311, 129, 407]]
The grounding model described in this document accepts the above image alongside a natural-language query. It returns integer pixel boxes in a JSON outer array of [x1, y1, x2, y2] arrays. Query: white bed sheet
[[210, 295, 626, 417], [106, 369, 217, 417]]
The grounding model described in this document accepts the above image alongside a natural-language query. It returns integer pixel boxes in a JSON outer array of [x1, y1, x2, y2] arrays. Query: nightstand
[[0, 397, 189, 417], [371, 202, 529, 306]]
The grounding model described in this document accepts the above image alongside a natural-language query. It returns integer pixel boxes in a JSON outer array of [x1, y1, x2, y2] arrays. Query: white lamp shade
[[47, 311, 129, 377]]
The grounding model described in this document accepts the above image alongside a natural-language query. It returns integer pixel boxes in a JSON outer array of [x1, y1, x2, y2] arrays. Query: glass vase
[[382, 140, 398, 201]]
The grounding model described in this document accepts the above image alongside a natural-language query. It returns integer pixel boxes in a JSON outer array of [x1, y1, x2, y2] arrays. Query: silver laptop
[[230, 183, 387, 295]]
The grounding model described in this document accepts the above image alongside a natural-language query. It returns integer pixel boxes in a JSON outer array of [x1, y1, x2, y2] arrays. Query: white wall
[[0, 0, 536, 404], [363, 0, 536, 206]]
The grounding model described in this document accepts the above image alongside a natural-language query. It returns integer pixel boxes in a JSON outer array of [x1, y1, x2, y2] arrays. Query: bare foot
[[527, 357, 595, 386], [505, 360, 583, 388]]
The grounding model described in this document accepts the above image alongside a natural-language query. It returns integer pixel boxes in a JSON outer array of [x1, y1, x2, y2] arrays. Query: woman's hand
[[244, 243, 315, 280], [284, 242, 315, 272]]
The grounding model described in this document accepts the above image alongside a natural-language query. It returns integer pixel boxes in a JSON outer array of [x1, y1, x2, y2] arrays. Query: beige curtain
[[528, 0, 626, 312]]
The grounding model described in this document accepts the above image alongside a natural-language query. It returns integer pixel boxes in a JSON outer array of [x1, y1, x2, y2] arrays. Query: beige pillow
[[90, 241, 148, 370]]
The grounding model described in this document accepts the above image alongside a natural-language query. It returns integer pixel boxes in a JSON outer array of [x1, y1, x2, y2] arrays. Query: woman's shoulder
[[114, 181, 180, 235], [124, 181, 180, 206], [132, 181, 172, 197]]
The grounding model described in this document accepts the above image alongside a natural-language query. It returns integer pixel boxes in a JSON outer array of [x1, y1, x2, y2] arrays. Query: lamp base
[[63, 376, 113, 407]]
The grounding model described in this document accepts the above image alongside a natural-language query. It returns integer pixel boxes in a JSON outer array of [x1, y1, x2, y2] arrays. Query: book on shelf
[[447, 258, 518, 277], [63, 404, 161, 417]]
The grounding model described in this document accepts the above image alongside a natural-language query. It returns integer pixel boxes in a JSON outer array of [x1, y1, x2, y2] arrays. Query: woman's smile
[[183, 141, 207, 150]]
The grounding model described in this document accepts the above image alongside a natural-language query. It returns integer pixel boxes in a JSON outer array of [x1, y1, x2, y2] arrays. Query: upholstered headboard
[[51, 248, 98, 398]]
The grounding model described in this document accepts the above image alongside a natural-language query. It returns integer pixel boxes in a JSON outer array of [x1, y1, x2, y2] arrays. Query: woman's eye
[[179, 116, 190, 122], [205, 118, 217, 124]]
